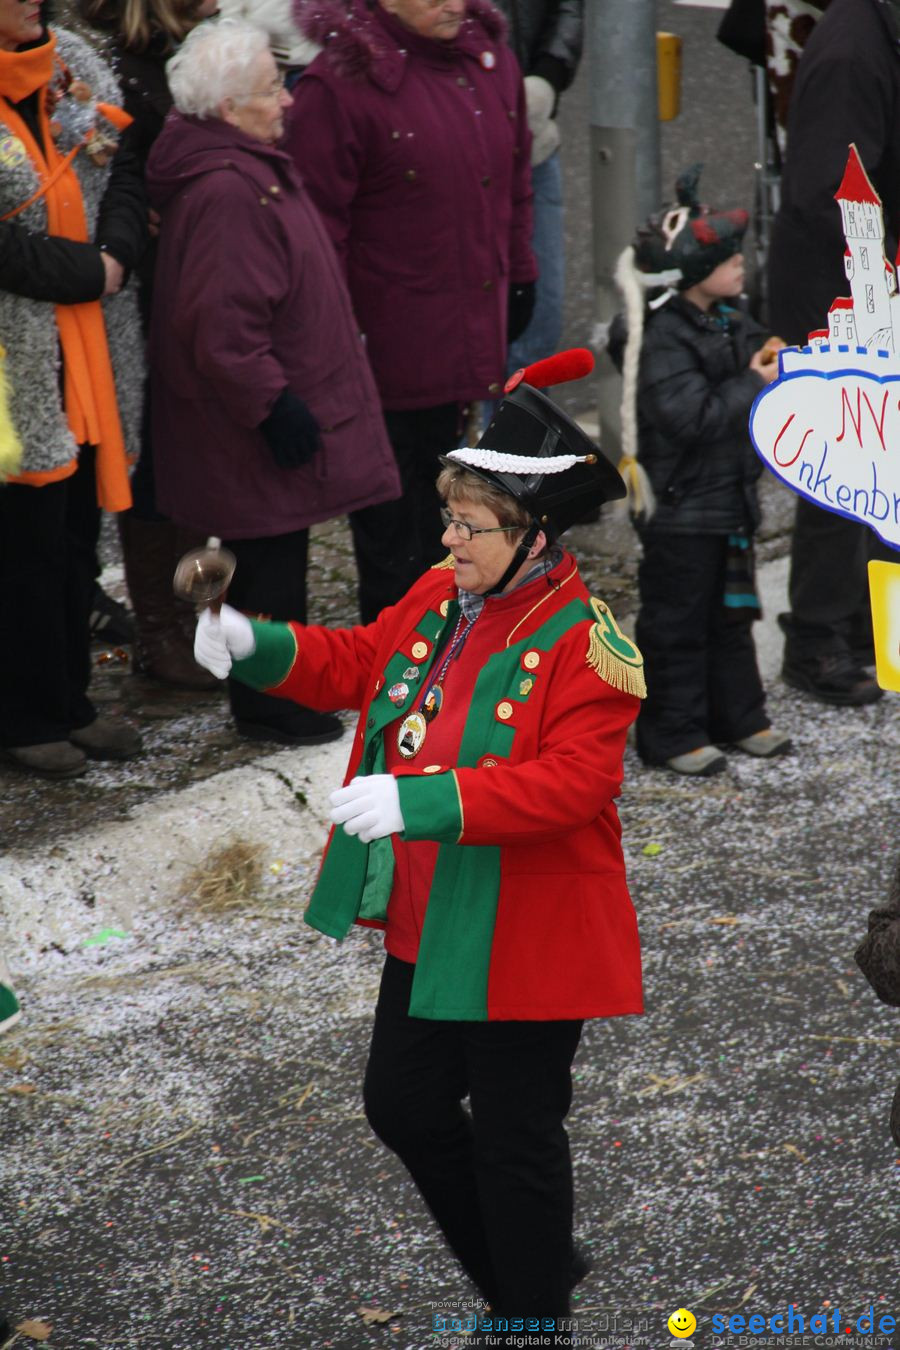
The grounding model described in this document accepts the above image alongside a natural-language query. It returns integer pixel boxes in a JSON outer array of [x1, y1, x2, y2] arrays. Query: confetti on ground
[[15, 1320, 53, 1341], [81, 929, 129, 948], [357, 1307, 402, 1325], [0, 505, 897, 1347]]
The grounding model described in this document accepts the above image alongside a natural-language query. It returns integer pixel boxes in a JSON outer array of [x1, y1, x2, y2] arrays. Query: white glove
[[524, 74, 560, 166], [329, 774, 405, 844], [194, 603, 256, 680]]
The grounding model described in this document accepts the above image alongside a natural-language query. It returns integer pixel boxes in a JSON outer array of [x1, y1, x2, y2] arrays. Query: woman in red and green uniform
[[193, 354, 645, 1339]]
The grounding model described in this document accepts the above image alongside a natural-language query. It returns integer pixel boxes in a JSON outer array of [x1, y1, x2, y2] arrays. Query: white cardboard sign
[[750, 144, 900, 553], [750, 358, 900, 548]]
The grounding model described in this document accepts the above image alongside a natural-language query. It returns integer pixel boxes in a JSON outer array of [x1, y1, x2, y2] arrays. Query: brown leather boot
[[118, 513, 219, 690]]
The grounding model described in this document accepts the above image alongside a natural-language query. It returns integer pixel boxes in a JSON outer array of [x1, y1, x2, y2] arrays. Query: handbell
[[173, 536, 236, 614]]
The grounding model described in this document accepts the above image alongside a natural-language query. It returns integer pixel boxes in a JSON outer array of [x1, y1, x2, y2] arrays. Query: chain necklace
[[396, 613, 475, 760]]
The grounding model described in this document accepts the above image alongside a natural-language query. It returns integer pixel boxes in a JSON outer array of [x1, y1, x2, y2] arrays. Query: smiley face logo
[[668, 1308, 697, 1339]]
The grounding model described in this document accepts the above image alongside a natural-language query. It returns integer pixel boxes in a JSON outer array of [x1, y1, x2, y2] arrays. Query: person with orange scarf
[[0, 0, 147, 778]]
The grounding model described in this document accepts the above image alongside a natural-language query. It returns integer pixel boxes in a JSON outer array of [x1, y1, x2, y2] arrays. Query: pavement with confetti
[[1, 499, 898, 1348], [7, 5, 897, 1344]]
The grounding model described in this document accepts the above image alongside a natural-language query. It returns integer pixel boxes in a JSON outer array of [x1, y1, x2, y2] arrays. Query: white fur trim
[[613, 245, 658, 519]]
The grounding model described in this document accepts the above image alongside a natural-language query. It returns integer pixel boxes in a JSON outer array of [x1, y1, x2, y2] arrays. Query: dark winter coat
[[289, 0, 536, 410], [146, 113, 400, 539], [608, 298, 766, 536], [491, 0, 583, 91], [112, 37, 174, 323], [855, 858, 900, 1147], [768, 0, 900, 344]]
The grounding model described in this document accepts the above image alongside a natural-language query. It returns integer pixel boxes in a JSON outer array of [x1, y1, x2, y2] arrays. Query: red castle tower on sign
[[821, 143, 900, 352]]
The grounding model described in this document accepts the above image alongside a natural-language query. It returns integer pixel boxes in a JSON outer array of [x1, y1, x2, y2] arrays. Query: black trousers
[[363, 955, 583, 1321], [0, 449, 99, 747], [348, 403, 461, 623], [222, 528, 310, 727], [635, 532, 768, 764], [788, 497, 893, 645]]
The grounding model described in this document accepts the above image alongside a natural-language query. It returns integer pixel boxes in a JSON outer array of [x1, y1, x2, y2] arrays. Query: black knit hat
[[442, 351, 625, 544], [633, 164, 748, 291]]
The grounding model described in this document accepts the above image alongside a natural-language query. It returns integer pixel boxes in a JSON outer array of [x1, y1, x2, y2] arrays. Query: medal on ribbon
[[422, 686, 443, 721]]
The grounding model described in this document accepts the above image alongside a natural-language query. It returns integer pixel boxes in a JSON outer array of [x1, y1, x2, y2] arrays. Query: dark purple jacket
[[146, 114, 400, 539], [288, 0, 536, 410]]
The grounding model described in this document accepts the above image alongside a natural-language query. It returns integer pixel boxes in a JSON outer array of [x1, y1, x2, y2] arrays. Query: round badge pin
[[397, 712, 427, 759], [480, 50, 496, 69]]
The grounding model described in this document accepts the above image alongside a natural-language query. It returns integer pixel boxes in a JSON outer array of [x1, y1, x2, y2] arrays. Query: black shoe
[[70, 716, 143, 761], [3, 740, 88, 778], [0, 1311, 12, 1347], [89, 583, 135, 645], [235, 710, 344, 746], [779, 614, 882, 707]]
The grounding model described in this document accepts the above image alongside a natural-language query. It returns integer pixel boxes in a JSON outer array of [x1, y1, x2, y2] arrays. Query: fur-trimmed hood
[[295, 0, 506, 89]]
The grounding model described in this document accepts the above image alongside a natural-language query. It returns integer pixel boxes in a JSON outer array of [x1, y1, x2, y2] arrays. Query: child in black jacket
[[611, 168, 791, 776]]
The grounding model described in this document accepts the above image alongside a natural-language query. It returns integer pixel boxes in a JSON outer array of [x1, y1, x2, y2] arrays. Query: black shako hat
[[441, 349, 625, 545]]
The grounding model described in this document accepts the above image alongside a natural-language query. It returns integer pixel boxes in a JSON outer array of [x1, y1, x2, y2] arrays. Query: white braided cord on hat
[[447, 447, 592, 475]]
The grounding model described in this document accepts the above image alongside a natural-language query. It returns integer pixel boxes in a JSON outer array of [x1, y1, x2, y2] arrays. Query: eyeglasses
[[242, 78, 287, 102], [440, 506, 521, 542]]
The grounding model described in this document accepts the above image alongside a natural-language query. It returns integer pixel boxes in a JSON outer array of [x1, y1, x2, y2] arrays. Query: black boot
[[234, 708, 344, 746], [119, 513, 219, 691], [779, 613, 882, 706]]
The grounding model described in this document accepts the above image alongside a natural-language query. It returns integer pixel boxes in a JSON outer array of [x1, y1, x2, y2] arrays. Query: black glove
[[507, 281, 536, 344], [259, 389, 322, 469]]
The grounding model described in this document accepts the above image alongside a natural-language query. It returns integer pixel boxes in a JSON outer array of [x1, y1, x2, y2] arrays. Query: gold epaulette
[[431, 554, 457, 570], [586, 597, 646, 699]]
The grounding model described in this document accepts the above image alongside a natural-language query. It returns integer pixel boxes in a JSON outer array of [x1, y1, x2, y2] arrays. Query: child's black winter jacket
[[609, 297, 768, 535]]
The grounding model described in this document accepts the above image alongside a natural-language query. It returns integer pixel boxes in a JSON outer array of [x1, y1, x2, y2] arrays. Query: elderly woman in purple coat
[[146, 18, 401, 745], [289, 0, 537, 604]]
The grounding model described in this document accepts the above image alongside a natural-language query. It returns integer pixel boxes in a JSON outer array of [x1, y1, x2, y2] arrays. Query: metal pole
[[589, 0, 660, 458]]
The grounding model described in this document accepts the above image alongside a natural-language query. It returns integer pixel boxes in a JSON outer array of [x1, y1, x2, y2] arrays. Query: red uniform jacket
[[237, 555, 645, 1021]]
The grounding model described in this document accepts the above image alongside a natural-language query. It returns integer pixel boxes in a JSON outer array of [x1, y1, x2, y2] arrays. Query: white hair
[[166, 18, 272, 118]]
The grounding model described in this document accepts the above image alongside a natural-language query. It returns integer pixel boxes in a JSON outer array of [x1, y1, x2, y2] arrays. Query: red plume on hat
[[504, 347, 595, 394], [441, 347, 625, 542]]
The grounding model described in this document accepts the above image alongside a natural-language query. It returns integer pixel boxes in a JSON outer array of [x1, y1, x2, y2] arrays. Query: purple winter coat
[[146, 114, 400, 539], [288, 0, 537, 411]]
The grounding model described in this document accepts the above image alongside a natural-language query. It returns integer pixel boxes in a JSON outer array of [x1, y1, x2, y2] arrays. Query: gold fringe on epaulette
[[0, 344, 23, 480], [431, 553, 456, 570], [586, 625, 647, 699]]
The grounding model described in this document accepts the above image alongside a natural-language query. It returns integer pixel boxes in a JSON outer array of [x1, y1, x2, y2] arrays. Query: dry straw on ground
[[177, 839, 265, 915]]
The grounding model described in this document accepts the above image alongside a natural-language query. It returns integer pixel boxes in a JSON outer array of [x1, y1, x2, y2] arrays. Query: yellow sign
[[868, 559, 900, 692]]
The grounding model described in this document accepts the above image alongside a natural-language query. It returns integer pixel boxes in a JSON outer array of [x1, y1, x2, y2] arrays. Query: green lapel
[[408, 596, 592, 1019], [304, 599, 457, 939]]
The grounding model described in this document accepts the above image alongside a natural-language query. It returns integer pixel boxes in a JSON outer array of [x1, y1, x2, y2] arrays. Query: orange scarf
[[0, 35, 132, 510]]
